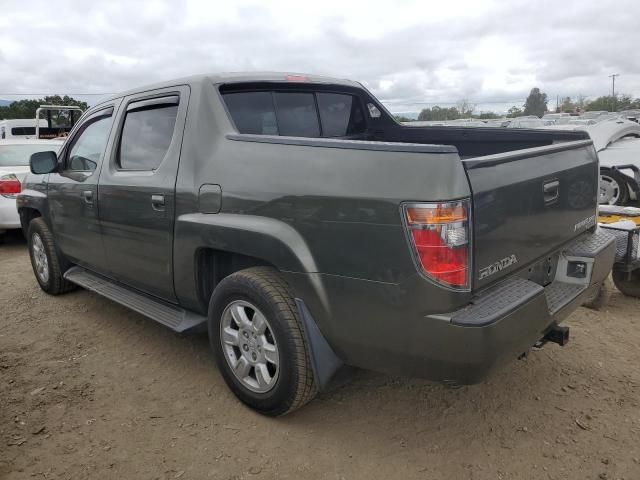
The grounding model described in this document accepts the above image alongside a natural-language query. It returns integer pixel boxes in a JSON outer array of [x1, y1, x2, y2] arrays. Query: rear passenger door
[[98, 86, 189, 302]]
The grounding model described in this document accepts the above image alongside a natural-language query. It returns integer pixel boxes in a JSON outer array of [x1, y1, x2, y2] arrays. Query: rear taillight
[[402, 200, 471, 290], [0, 174, 21, 197]]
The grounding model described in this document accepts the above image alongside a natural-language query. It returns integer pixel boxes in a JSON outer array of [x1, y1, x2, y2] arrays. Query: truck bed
[[384, 123, 590, 158]]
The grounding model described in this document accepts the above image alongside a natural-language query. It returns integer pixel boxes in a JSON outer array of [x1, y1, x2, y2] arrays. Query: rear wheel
[[27, 218, 76, 295], [208, 267, 317, 416], [612, 269, 640, 298], [599, 169, 630, 206]]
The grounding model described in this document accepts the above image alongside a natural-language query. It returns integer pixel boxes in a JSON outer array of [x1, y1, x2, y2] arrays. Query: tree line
[[0, 95, 89, 125], [400, 88, 640, 122]]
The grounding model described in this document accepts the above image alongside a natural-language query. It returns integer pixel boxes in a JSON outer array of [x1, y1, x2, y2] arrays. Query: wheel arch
[[194, 248, 277, 311], [17, 185, 50, 235], [175, 213, 324, 313], [17, 206, 42, 236], [599, 167, 632, 205]]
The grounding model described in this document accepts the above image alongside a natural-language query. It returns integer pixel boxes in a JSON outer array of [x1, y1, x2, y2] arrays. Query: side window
[[317, 93, 366, 137], [118, 102, 178, 170], [66, 114, 113, 171], [12, 127, 36, 136], [273, 92, 320, 137], [222, 89, 368, 138], [224, 92, 278, 135]]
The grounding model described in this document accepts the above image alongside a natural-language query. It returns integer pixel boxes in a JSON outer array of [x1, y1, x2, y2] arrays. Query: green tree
[[507, 106, 524, 118], [559, 96, 575, 113], [585, 94, 640, 112], [0, 95, 88, 125], [523, 88, 548, 117], [456, 98, 475, 117], [475, 111, 501, 119], [393, 115, 413, 122], [417, 106, 461, 121]]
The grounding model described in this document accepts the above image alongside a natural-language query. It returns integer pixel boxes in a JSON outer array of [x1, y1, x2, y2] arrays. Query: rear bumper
[[0, 196, 20, 231], [306, 228, 616, 384]]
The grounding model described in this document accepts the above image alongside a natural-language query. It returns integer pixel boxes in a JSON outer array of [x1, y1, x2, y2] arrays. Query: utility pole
[[609, 73, 619, 111]]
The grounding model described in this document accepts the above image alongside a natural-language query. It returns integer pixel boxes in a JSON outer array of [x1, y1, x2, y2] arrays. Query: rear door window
[[223, 91, 278, 135], [317, 93, 366, 137], [118, 102, 178, 170], [273, 92, 320, 137]]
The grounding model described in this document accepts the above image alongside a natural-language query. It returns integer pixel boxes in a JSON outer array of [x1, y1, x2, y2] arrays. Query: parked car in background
[[599, 136, 640, 205], [0, 119, 48, 139], [0, 139, 63, 241]]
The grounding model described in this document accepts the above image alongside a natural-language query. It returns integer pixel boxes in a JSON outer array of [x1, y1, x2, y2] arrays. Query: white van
[[0, 119, 48, 140]]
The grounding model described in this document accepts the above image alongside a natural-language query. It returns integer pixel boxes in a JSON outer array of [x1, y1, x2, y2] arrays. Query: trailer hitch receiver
[[543, 325, 570, 346]]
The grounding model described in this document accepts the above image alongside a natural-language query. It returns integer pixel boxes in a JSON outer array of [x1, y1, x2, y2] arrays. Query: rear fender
[[174, 213, 329, 312]]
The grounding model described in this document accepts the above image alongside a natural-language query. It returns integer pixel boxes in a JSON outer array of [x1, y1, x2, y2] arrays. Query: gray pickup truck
[[17, 73, 615, 416]]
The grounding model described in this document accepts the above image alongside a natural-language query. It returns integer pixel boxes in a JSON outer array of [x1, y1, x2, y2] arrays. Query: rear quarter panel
[[171, 81, 473, 317]]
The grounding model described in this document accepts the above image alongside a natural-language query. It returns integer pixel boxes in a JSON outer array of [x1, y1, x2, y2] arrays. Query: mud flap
[[295, 298, 343, 391]]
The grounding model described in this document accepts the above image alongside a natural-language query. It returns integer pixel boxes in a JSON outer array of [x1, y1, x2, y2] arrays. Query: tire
[[208, 267, 317, 416], [599, 169, 630, 206], [27, 218, 76, 295], [612, 269, 640, 298], [582, 278, 612, 310]]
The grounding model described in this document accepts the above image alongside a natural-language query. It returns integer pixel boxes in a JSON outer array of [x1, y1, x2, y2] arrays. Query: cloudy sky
[[1, 0, 638, 114]]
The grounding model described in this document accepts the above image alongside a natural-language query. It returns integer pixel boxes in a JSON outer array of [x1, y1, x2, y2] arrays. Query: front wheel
[[208, 267, 317, 416], [27, 218, 76, 295]]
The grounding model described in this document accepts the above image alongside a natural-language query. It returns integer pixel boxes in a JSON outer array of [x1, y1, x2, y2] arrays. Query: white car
[[0, 139, 63, 240]]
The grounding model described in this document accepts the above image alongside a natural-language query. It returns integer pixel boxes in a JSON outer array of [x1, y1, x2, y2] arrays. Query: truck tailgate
[[463, 140, 598, 290]]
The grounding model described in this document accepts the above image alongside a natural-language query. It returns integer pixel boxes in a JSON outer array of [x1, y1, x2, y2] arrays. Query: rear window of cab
[[222, 90, 367, 138]]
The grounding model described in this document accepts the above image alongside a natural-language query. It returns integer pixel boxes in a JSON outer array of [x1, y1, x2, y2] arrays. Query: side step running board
[[64, 267, 207, 333]]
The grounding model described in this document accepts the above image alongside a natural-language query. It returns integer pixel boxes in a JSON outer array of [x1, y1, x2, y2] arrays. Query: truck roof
[[100, 72, 362, 106]]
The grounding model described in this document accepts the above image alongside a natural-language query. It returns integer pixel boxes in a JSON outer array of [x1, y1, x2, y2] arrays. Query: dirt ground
[[1, 232, 639, 480]]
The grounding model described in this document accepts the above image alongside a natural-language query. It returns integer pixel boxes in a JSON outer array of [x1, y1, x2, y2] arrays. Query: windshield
[[0, 144, 58, 167]]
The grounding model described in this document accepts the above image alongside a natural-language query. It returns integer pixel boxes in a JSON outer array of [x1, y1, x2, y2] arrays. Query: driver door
[[47, 103, 119, 274]]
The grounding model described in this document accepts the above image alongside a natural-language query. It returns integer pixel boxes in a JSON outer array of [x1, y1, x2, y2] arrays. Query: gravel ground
[[1, 231, 640, 480]]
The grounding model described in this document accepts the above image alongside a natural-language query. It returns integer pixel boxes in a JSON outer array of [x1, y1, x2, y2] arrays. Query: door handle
[[82, 190, 94, 205], [151, 194, 165, 211], [543, 180, 560, 204]]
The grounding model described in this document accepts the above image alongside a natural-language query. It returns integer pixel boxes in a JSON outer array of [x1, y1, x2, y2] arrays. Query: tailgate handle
[[543, 180, 560, 204]]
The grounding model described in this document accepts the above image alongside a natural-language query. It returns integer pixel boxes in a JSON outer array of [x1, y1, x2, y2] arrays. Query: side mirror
[[30, 151, 58, 174]]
